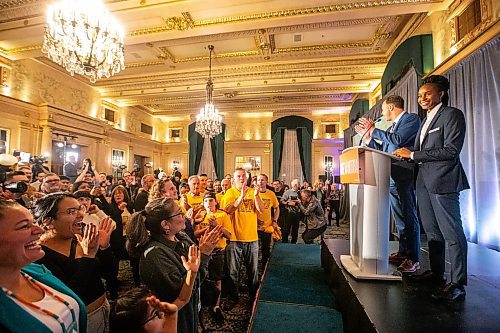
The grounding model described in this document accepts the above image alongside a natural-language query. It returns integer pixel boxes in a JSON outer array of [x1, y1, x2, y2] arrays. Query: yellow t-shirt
[[215, 192, 224, 205], [257, 190, 279, 232], [220, 187, 258, 242], [198, 210, 233, 249], [186, 192, 203, 211]]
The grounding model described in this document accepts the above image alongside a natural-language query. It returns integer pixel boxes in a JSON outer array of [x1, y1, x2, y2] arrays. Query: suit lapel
[[421, 105, 446, 146]]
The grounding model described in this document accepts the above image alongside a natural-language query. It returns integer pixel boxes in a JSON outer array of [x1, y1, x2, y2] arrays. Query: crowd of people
[[0, 153, 343, 333]]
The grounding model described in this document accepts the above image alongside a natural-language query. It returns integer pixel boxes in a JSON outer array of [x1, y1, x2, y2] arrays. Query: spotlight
[[71, 144, 78, 149], [56, 142, 64, 148]]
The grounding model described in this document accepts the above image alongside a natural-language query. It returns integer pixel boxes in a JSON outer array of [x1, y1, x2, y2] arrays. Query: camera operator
[[30, 156, 50, 182], [0, 171, 31, 208], [294, 189, 327, 244]]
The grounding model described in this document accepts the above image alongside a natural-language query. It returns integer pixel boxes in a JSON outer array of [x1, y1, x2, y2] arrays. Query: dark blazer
[[368, 111, 421, 182], [413, 105, 470, 194]]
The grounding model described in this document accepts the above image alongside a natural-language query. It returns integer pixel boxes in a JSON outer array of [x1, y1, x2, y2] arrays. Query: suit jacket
[[413, 105, 470, 194], [368, 112, 421, 182]]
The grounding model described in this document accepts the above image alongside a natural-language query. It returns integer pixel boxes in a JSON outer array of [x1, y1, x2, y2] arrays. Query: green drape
[[188, 123, 204, 175], [272, 128, 285, 181], [271, 116, 313, 182], [210, 123, 225, 180], [296, 128, 312, 183]]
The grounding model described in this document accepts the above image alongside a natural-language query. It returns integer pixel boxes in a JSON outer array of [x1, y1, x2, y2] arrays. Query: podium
[[339, 146, 401, 281]]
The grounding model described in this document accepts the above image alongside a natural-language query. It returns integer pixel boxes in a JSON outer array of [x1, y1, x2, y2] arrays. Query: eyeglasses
[[60, 204, 87, 216], [166, 211, 184, 220], [45, 179, 60, 184], [141, 310, 164, 326]]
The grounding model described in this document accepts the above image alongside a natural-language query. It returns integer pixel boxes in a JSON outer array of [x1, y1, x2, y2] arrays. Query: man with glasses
[[41, 173, 61, 194]]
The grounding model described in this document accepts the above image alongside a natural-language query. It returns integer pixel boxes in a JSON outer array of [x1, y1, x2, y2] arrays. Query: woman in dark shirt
[[107, 185, 139, 286], [126, 198, 222, 333], [34, 192, 116, 333]]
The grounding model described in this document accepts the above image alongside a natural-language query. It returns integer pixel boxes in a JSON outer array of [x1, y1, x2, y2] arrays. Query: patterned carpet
[[115, 217, 350, 333]]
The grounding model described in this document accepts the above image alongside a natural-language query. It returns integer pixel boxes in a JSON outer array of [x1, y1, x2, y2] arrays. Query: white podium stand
[[339, 146, 401, 281]]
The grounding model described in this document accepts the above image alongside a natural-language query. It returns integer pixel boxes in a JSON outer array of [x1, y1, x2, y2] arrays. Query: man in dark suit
[[395, 75, 469, 302], [355, 95, 421, 273]]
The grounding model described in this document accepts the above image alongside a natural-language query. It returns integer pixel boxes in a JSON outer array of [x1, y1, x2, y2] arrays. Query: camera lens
[[4, 181, 28, 194]]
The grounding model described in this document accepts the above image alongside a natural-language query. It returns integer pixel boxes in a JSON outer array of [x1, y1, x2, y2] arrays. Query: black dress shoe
[[406, 270, 446, 286], [432, 283, 466, 302]]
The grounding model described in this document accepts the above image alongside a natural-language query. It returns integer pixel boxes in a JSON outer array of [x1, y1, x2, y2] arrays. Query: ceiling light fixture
[[42, 0, 125, 83], [195, 45, 222, 139]]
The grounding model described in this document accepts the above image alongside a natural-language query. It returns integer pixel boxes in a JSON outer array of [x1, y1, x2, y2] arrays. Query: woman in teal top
[[0, 200, 87, 333]]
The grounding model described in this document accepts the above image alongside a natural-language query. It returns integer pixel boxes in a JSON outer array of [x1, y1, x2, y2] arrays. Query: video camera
[[30, 155, 49, 165], [0, 166, 28, 195]]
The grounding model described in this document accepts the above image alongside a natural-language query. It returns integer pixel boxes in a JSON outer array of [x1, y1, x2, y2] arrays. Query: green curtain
[[188, 123, 204, 175], [272, 128, 285, 181], [210, 123, 225, 180], [271, 116, 313, 182], [296, 128, 312, 183]]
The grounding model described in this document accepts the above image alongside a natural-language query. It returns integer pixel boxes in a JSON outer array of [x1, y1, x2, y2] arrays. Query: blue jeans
[[227, 241, 259, 301], [389, 179, 420, 262]]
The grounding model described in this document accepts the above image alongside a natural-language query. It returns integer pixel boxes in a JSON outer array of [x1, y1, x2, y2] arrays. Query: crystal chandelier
[[42, 0, 125, 83], [195, 45, 222, 139]]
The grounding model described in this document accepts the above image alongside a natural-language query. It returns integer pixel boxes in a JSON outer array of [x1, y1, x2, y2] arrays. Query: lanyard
[[2, 273, 77, 333]]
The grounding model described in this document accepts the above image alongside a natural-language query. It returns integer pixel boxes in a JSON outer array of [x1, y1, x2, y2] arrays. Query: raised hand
[[146, 295, 178, 314], [88, 204, 99, 214], [118, 202, 127, 211], [181, 244, 201, 273], [76, 223, 98, 257], [198, 225, 223, 255], [98, 217, 115, 249]]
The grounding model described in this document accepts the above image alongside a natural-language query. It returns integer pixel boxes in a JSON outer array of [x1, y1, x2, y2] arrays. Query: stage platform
[[321, 239, 500, 333]]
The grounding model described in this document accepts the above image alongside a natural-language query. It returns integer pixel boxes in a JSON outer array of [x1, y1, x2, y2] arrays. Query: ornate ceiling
[[0, 0, 446, 121]]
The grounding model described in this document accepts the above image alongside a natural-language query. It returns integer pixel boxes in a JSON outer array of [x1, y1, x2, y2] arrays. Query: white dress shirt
[[411, 103, 442, 160]]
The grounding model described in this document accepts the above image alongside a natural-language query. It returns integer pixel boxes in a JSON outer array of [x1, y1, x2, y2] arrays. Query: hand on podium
[[393, 147, 412, 160]]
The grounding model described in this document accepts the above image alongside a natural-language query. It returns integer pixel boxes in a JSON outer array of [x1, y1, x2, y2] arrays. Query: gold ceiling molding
[[123, 86, 370, 105], [0, 0, 41, 9], [0, 44, 41, 54], [101, 66, 383, 94], [156, 46, 259, 63], [127, 61, 165, 68], [129, 0, 438, 36], [101, 100, 120, 111], [274, 41, 373, 53], [162, 12, 194, 31], [100, 56, 387, 86]]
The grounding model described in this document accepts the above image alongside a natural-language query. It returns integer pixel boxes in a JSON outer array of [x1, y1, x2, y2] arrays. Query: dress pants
[[282, 210, 300, 244], [416, 172, 468, 285], [389, 179, 420, 262]]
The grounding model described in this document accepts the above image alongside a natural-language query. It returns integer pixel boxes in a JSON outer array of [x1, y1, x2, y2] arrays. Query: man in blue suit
[[395, 75, 469, 302], [355, 95, 421, 273]]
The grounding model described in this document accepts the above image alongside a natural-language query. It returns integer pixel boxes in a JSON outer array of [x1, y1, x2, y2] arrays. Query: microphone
[[358, 116, 382, 146]]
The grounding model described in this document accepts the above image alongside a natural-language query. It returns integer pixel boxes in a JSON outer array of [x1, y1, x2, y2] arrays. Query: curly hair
[[148, 177, 173, 202]]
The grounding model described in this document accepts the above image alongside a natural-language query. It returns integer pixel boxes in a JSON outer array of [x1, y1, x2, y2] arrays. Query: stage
[[321, 239, 500, 333]]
